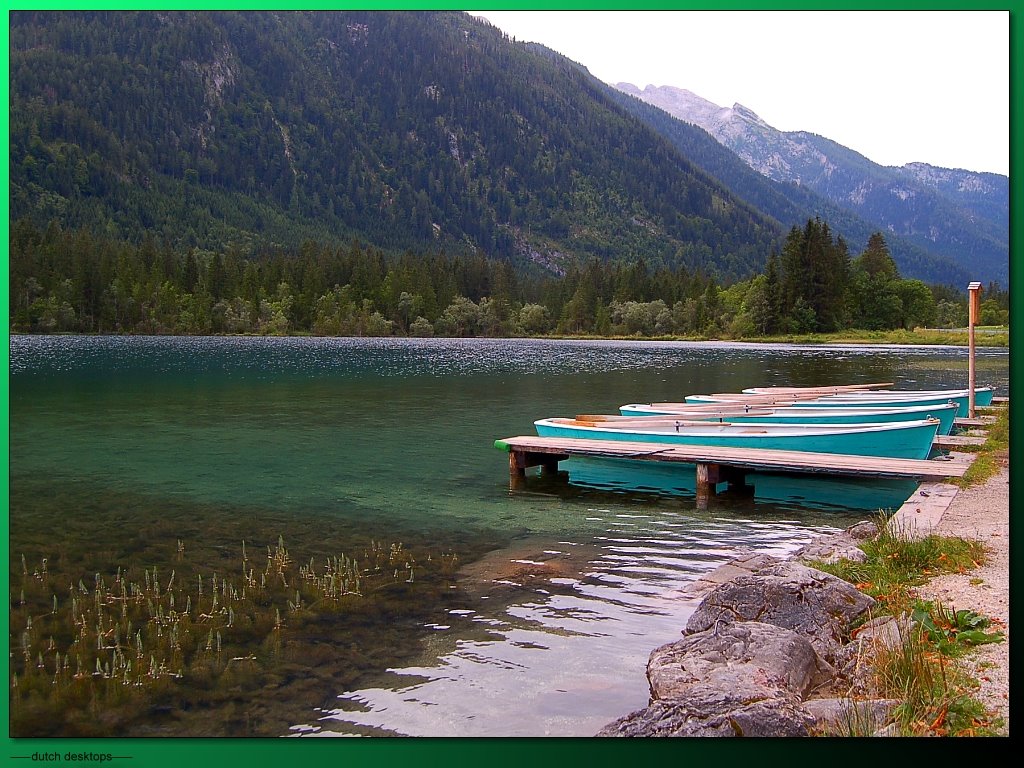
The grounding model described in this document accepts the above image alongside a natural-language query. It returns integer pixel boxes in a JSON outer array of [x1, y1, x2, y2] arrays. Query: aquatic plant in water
[[9, 536, 463, 737]]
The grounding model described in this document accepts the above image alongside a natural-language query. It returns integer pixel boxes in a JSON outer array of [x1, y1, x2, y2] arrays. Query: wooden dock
[[954, 416, 997, 428], [934, 434, 986, 448], [495, 436, 975, 506]]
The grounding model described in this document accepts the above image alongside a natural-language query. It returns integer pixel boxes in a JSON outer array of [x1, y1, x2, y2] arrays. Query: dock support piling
[[695, 463, 719, 509], [696, 462, 720, 490], [509, 451, 527, 479], [508, 448, 569, 489], [540, 459, 561, 475], [695, 463, 749, 508]]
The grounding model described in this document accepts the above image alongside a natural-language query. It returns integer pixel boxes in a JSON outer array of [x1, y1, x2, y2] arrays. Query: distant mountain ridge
[[615, 83, 1008, 286], [601, 83, 971, 286]]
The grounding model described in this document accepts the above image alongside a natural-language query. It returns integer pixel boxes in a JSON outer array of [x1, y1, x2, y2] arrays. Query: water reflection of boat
[[561, 456, 919, 513]]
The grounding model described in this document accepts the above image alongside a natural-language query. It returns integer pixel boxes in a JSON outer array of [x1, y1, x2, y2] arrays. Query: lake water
[[7, 336, 1009, 737]]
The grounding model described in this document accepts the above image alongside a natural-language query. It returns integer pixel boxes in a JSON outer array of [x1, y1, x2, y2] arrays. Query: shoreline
[[7, 329, 1011, 348], [610, 460, 1011, 737], [906, 465, 1011, 734]]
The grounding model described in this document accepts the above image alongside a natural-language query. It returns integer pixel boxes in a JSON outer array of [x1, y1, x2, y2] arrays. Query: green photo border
[[3, 1, 1018, 765]]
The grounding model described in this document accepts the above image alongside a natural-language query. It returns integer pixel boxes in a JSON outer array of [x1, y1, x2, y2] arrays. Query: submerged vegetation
[[9, 534, 463, 736]]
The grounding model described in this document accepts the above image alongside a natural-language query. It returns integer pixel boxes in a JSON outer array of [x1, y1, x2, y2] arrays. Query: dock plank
[[495, 436, 974, 479], [934, 434, 986, 448], [954, 416, 997, 427]]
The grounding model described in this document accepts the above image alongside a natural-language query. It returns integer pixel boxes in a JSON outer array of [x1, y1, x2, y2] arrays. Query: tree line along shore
[[10, 217, 1009, 341]]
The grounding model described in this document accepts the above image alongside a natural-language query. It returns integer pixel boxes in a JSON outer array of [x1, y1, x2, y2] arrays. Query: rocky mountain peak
[[611, 80, 1007, 285]]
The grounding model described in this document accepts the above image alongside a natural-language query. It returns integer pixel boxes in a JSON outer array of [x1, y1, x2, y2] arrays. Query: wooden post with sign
[[967, 281, 982, 417]]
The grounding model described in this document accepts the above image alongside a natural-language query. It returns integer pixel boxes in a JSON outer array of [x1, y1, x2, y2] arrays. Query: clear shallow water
[[8, 335, 1009, 736]]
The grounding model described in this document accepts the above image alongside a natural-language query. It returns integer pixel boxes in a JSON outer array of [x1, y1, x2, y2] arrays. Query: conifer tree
[[859, 232, 899, 280]]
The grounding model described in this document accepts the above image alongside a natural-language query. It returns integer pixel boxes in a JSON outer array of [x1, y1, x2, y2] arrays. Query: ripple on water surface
[[8, 336, 1007, 736]]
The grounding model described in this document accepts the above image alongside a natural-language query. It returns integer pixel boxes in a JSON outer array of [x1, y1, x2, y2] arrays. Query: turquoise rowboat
[[618, 402, 959, 436], [684, 388, 992, 415], [534, 417, 941, 460], [741, 386, 995, 408]]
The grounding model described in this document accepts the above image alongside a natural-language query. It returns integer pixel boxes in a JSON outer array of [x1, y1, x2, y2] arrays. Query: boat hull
[[619, 402, 958, 436], [534, 418, 940, 460], [686, 389, 990, 415], [741, 386, 994, 408]]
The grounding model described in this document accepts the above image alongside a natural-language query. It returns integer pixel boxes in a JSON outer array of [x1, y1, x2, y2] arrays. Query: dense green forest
[[9, 10, 783, 280], [9, 218, 1008, 338]]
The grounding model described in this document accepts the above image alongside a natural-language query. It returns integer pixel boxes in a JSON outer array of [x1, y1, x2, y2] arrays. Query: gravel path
[[911, 465, 1010, 735]]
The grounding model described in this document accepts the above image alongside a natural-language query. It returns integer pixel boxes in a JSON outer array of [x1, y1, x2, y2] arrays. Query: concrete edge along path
[[889, 464, 1011, 735]]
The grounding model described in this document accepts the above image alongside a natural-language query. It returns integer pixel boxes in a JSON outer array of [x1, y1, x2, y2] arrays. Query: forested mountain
[[615, 84, 1007, 286], [9, 10, 783, 281]]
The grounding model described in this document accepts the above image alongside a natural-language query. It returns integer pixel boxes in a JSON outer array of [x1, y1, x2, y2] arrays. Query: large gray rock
[[596, 688, 815, 737], [844, 521, 881, 541], [794, 521, 878, 565], [830, 614, 914, 696], [596, 534, 892, 737], [801, 697, 900, 736], [648, 621, 831, 701], [851, 614, 913, 653], [681, 551, 783, 599], [685, 561, 875, 664]]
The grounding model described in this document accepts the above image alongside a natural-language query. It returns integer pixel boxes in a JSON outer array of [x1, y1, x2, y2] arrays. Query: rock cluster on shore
[[596, 522, 906, 737]]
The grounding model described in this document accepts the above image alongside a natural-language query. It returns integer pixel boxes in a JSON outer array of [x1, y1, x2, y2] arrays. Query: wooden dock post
[[505, 444, 569, 488], [695, 462, 719, 509], [509, 450, 527, 479], [968, 281, 982, 418], [695, 463, 750, 508]]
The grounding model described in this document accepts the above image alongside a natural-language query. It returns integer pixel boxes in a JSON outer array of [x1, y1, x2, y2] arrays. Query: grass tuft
[[808, 514, 1004, 736], [810, 514, 985, 613], [872, 620, 1001, 736], [954, 406, 1009, 487]]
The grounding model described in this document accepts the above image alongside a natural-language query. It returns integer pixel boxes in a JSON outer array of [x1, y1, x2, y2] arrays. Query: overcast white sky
[[471, 10, 1009, 176]]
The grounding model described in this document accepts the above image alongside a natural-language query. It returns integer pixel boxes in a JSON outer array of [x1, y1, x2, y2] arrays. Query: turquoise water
[[7, 336, 1009, 736]]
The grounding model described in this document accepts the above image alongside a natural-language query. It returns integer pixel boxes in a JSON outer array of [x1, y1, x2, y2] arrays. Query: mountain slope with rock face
[[616, 83, 1007, 286], [7, 11, 788, 281]]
